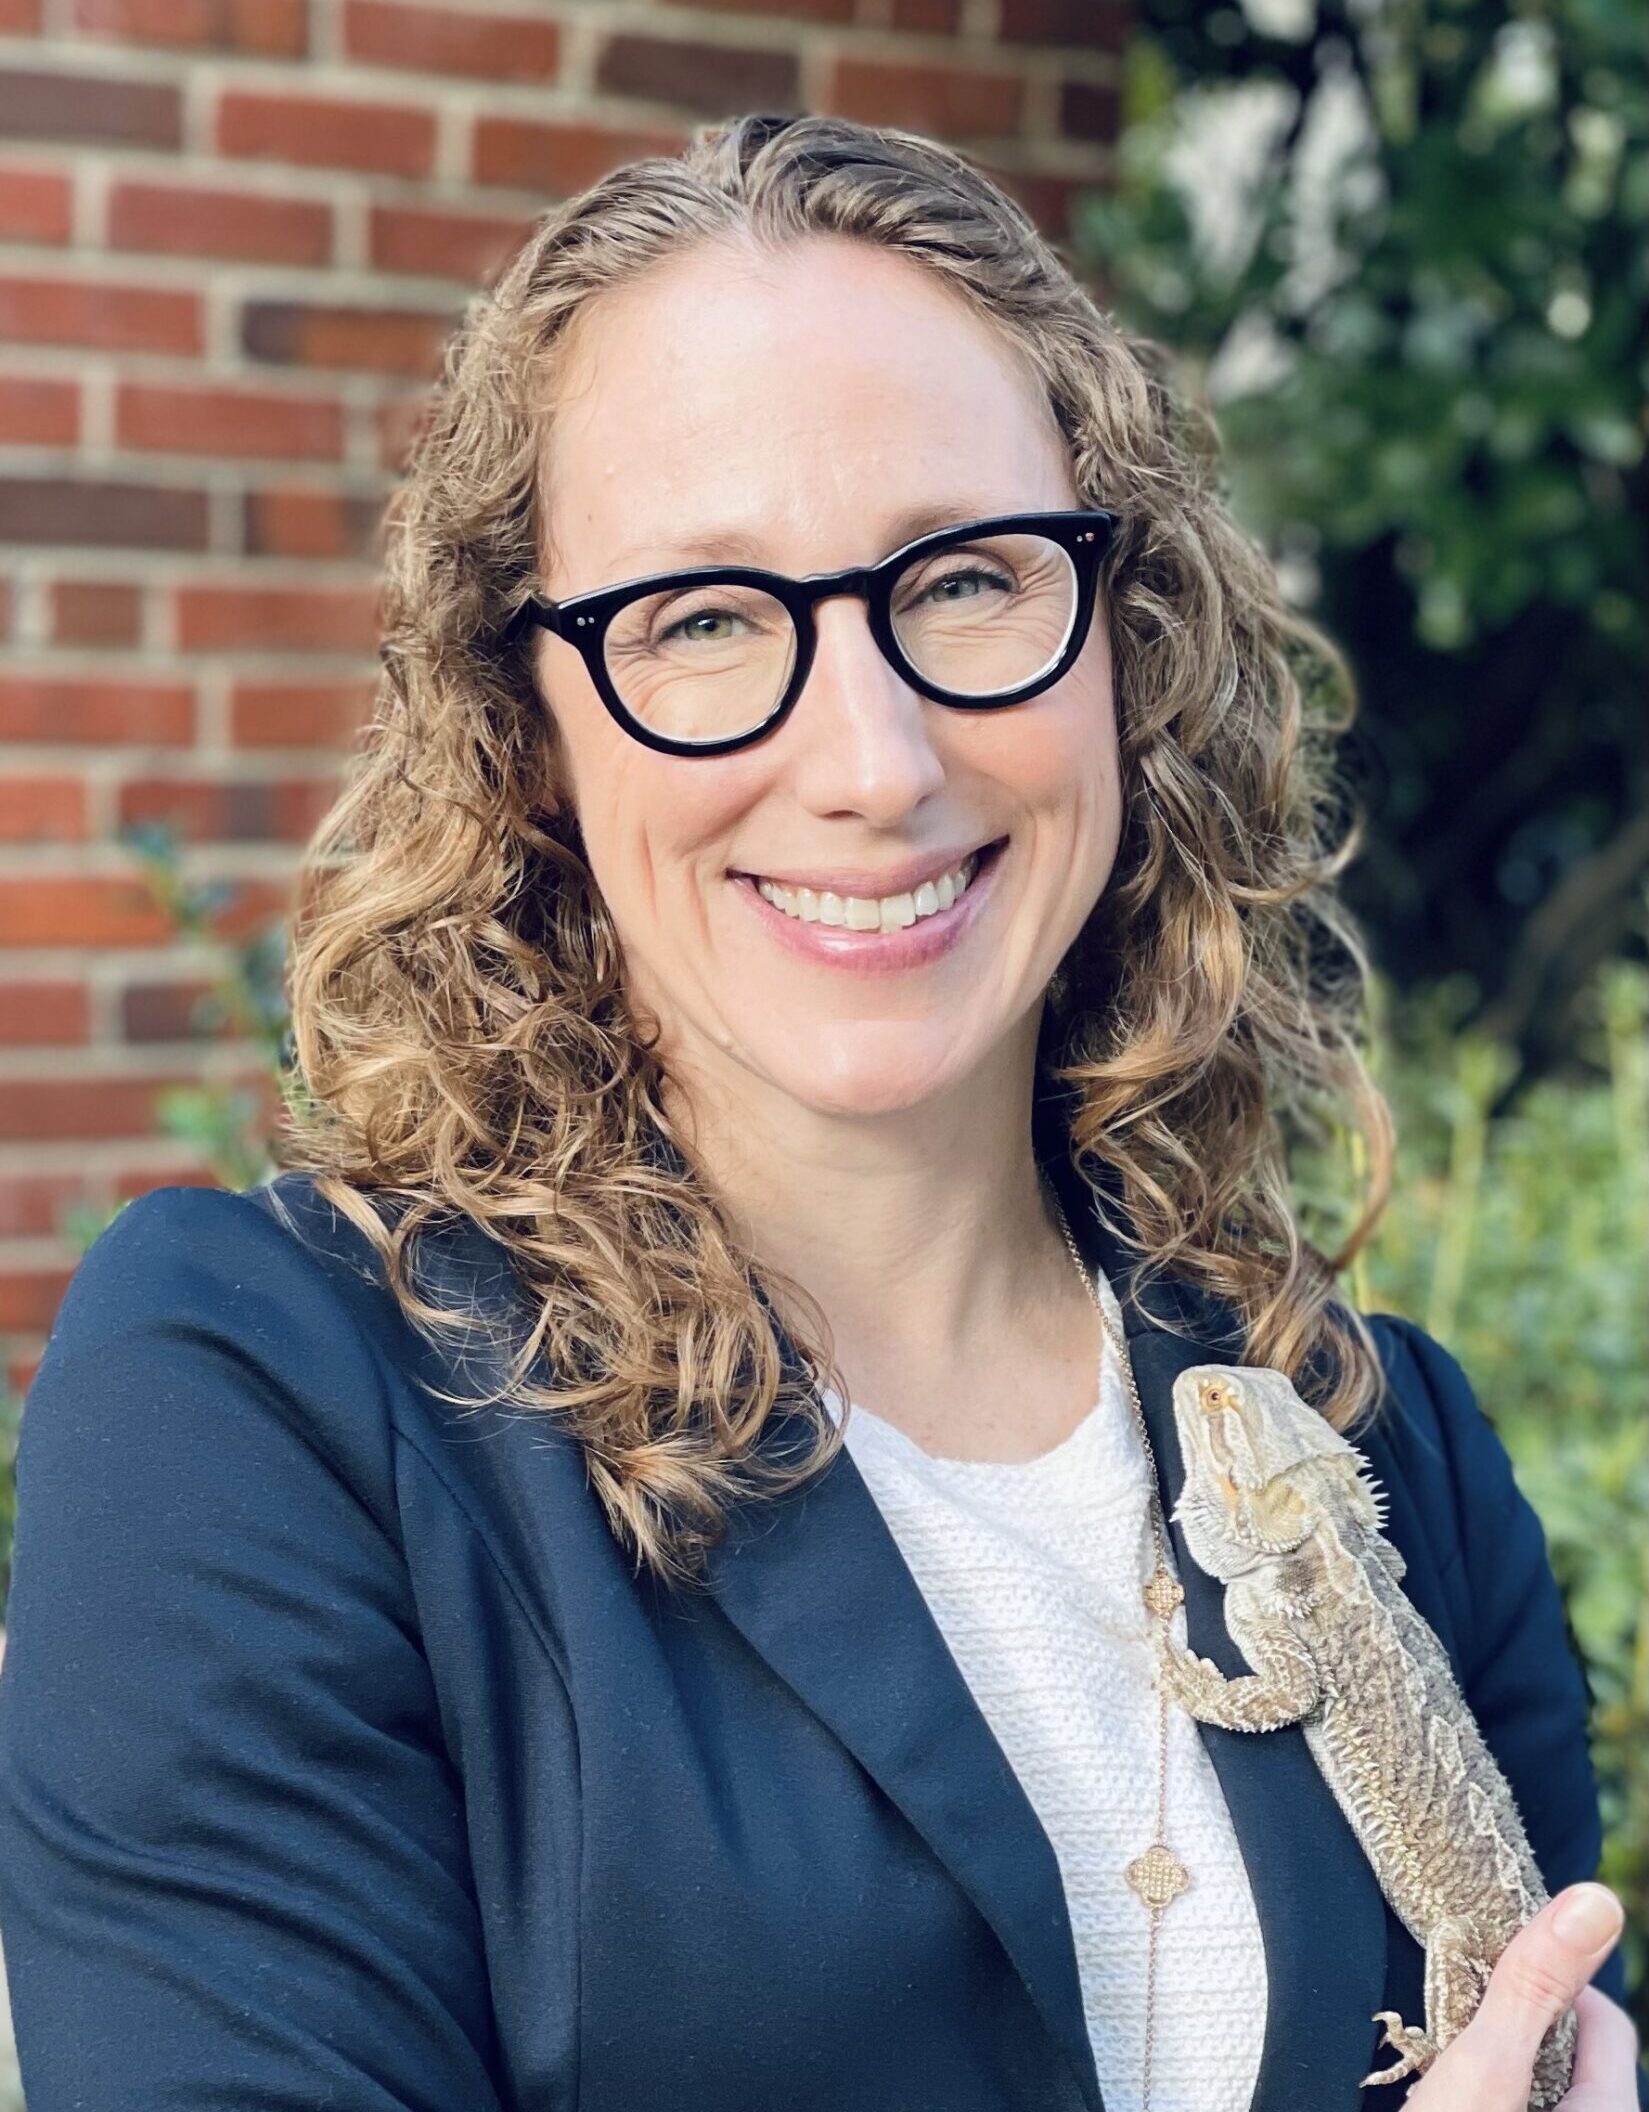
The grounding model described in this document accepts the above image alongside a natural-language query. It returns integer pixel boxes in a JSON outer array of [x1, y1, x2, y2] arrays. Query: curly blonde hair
[[271, 109, 1396, 1593]]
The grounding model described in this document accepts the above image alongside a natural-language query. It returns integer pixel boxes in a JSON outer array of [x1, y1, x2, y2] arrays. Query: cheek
[[953, 654, 1119, 829], [539, 653, 760, 933]]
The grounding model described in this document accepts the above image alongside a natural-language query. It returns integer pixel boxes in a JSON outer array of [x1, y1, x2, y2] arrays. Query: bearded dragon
[[1155, 1362, 1577, 2108]]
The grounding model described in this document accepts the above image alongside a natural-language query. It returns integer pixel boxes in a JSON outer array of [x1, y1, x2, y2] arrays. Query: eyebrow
[[599, 500, 1029, 580]]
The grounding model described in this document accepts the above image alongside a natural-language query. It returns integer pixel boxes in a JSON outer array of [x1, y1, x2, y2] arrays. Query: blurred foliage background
[[1082, 0, 1646, 1078], [1, 0, 1644, 2088], [1070, 0, 1648, 2032]]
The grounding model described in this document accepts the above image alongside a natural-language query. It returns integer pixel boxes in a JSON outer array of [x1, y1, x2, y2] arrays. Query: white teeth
[[755, 853, 981, 930]]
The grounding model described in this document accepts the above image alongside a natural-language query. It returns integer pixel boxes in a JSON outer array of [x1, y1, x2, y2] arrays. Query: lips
[[741, 839, 996, 897], [731, 838, 1005, 975], [753, 851, 981, 933]]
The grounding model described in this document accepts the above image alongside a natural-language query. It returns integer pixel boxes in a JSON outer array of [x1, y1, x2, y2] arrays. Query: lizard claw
[[1360, 2009, 1435, 2088]]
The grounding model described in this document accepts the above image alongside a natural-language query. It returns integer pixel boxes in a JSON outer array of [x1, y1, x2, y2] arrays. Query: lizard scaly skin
[[1158, 1364, 1577, 2108]]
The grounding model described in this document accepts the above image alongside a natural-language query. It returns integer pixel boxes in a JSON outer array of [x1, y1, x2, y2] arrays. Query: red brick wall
[[0, 0, 1125, 1389]]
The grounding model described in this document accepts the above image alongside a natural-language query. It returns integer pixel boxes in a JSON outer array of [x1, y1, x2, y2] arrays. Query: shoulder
[[1353, 1307, 1581, 1714], [1355, 1310, 1546, 1561], [1357, 1311, 1512, 1577], [25, 1174, 444, 1540], [46, 1173, 391, 1349], [26, 1171, 590, 1563]]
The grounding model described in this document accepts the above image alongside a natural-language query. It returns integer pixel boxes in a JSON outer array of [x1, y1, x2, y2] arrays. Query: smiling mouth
[[746, 843, 1001, 934]]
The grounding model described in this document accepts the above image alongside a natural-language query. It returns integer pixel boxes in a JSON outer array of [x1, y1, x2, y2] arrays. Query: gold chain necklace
[[1046, 1184, 1190, 2112]]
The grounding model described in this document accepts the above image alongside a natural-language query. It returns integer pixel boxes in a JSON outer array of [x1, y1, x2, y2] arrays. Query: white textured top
[[822, 1266, 1267, 2112]]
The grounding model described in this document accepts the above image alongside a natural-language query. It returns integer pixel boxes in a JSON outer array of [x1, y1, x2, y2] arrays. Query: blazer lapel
[[1057, 1160, 1391, 2112], [704, 1386, 1106, 2112]]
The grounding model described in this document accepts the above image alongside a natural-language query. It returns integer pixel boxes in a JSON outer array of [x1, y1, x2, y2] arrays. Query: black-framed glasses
[[498, 508, 1118, 758]]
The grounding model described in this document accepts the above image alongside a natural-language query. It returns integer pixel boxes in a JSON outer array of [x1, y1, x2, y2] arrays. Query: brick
[[0, 1072, 191, 1142], [0, 0, 43, 28], [996, 0, 1127, 48], [0, 476, 209, 551], [0, 675, 193, 745], [889, 0, 962, 26], [49, 579, 143, 645], [985, 162, 1097, 240], [113, 1162, 227, 1198], [0, 274, 202, 354], [0, 979, 91, 1047], [0, 874, 173, 947], [0, 873, 289, 950], [117, 772, 337, 843], [0, 774, 87, 842], [0, 374, 78, 446], [369, 201, 534, 284], [217, 88, 436, 180], [0, 65, 182, 149], [0, 166, 73, 245], [120, 975, 219, 1041], [174, 581, 380, 653], [8, 1345, 43, 1396], [343, 0, 560, 83], [0, 1266, 75, 1334], [595, 33, 799, 118], [241, 299, 452, 377], [0, 1165, 219, 1242], [73, 0, 307, 57], [472, 116, 687, 196], [827, 55, 1023, 137], [108, 178, 332, 266], [242, 485, 386, 561], [230, 677, 374, 747], [0, 1170, 97, 1238], [1059, 77, 1120, 143], [116, 380, 344, 461], [656, 0, 851, 16], [376, 390, 434, 473]]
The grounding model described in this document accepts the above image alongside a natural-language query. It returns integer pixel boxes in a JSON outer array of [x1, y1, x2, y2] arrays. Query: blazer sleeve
[[1374, 1314, 1642, 2071], [0, 1186, 507, 2111]]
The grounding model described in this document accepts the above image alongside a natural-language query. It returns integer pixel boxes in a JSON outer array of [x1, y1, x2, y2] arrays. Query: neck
[[659, 1010, 1079, 1385]]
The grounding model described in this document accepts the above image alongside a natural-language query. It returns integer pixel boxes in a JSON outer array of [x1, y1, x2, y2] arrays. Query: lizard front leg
[[1154, 1622, 1320, 1733]]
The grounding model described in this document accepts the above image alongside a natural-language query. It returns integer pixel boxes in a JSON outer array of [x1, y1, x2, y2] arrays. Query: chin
[[751, 1021, 982, 1120]]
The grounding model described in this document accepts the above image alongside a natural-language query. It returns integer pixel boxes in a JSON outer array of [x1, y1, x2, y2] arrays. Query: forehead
[[536, 233, 1072, 582]]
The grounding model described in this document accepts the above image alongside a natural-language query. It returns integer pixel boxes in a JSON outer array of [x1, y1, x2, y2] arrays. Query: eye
[[658, 601, 750, 646], [895, 556, 1016, 615]]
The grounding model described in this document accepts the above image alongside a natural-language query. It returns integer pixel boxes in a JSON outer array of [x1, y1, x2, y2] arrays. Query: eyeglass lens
[[602, 529, 1080, 745]]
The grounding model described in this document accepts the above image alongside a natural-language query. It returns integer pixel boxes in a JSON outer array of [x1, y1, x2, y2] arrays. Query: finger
[[1564, 1984, 1641, 2102], [1483, 1886, 1625, 2056], [1440, 1885, 1624, 2098]]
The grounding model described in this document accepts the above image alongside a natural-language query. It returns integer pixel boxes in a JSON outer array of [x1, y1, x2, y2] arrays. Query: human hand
[[1404, 1883, 1639, 2110]]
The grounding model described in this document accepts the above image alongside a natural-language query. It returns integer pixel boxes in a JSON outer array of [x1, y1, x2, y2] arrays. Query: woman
[[0, 112, 1637, 2112]]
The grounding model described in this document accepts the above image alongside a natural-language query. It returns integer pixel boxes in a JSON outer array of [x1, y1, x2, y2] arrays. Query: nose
[[785, 591, 947, 825]]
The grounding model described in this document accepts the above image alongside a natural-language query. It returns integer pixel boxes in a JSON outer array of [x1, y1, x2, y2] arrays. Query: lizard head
[[1168, 1364, 1386, 1579]]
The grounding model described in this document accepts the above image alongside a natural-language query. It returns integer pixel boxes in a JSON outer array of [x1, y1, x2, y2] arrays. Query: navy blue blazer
[[0, 1166, 1635, 2112]]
